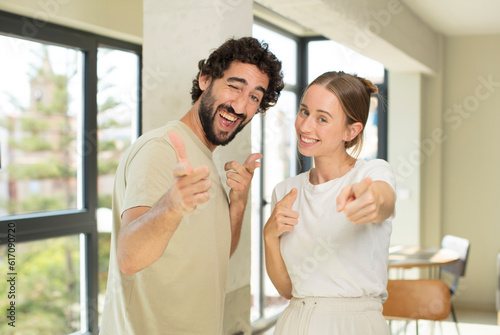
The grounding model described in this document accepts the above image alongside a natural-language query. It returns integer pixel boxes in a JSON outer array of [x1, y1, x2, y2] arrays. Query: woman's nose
[[299, 116, 313, 132]]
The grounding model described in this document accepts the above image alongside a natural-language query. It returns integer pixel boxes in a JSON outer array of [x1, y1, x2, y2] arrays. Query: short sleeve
[[271, 187, 278, 210], [358, 159, 396, 220], [122, 138, 176, 215], [360, 159, 396, 194]]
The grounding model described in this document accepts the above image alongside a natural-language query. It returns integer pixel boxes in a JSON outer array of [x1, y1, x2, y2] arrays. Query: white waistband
[[289, 296, 383, 313]]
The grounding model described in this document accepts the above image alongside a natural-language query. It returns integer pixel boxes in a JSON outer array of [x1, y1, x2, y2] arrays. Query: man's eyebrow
[[300, 103, 332, 117], [227, 77, 266, 94]]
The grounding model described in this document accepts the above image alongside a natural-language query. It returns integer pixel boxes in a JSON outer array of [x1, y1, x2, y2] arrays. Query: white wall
[[438, 35, 500, 310]]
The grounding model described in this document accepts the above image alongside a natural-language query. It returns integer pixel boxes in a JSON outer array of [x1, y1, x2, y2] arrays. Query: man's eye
[[251, 95, 260, 103]]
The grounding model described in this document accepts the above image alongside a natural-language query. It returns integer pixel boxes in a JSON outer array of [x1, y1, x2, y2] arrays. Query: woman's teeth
[[301, 135, 318, 144], [220, 111, 237, 122]]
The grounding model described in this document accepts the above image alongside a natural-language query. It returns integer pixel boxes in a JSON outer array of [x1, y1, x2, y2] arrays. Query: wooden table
[[388, 245, 460, 278]]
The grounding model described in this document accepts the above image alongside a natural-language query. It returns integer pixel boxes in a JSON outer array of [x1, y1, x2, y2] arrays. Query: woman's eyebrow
[[300, 103, 332, 117]]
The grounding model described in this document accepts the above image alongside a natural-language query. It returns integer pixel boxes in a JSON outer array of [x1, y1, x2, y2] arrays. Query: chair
[[383, 279, 451, 334], [440, 235, 470, 332]]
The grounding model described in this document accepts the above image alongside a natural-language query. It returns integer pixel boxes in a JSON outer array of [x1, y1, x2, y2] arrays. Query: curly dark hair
[[190, 37, 284, 113]]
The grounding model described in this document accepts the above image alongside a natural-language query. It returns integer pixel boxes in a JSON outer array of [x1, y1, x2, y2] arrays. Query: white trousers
[[274, 297, 390, 335]]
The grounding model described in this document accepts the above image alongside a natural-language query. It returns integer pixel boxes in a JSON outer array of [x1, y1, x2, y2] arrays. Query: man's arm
[[117, 131, 211, 274], [224, 153, 262, 255]]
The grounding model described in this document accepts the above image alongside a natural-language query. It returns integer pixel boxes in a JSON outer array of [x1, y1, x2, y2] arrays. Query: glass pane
[[0, 35, 83, 217], [251, 91, 298, 321], [262, 91, 297, 318], [251, 24, 299, 321], [308, 40, 385, 84], [96, 47, 140, 323], [357, 96, 379, 160], [253, 24, 298, 86], [0, 234, 83, 335], [250, 113, 263, 322], [308, 40, 384, 160]]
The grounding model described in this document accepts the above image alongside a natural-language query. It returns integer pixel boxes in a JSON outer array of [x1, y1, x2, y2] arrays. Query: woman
[[264, 71, 396, 334]]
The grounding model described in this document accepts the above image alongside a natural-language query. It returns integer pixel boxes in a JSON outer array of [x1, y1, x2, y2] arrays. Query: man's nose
[[231, 92, 249, 114]]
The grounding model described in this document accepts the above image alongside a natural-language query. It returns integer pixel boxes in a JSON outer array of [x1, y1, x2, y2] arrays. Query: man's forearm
[[117, 193, 183, 274], [229, 200, 246, 256]]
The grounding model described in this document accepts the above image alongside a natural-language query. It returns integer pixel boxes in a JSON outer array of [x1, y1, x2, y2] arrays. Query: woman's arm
[[264, 235, 293, 299], [263, 188, 298, 299], [336, 177, 396, 225]]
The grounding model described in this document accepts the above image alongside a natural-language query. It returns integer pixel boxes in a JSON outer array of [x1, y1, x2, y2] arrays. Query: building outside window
[[0, 11, 141, 335]]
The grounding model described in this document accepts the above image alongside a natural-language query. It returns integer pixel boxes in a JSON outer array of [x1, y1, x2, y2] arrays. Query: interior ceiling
[[402, 0, 500, 35], [255, 1, 500, 37]]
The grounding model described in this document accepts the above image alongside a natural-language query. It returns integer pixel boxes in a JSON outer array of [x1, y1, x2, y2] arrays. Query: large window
[[251, 21, 388, 329], [251, 22, 300, 323], [0, 11, 141, 335]]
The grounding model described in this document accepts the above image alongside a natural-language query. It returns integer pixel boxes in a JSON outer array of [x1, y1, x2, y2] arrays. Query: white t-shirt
[[272, 159, 396, 302]]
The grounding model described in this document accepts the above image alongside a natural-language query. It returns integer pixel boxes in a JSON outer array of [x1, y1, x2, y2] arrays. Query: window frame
[[0, 10, 142, 335]]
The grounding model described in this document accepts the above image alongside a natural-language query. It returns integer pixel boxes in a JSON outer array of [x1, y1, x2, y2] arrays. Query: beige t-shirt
[[100, 121, 231, 335]]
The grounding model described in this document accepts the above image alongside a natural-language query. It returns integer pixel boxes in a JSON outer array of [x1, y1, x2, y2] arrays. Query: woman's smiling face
[[295, 84, 351, 158]]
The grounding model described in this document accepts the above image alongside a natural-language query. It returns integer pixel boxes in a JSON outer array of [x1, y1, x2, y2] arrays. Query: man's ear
[[345, 122, 363, 142], [199, 73, 212, 91]]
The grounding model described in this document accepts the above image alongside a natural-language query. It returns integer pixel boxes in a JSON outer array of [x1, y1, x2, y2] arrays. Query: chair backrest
[[441, 235, 470, 277], [383, 279, 451, 321]]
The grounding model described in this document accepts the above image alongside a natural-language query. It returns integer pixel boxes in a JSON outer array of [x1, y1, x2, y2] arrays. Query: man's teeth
[[220, 111, 237, 122], [301, 135, 318, 144]]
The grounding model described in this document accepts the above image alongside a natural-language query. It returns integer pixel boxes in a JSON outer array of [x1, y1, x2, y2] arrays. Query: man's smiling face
[[198, 60, 269, 146]]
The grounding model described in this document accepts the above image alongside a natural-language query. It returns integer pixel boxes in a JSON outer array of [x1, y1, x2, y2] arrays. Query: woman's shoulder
[[354, 158, 396, 188], [274, 171, 308, 194], [355, 158, 393, 174]]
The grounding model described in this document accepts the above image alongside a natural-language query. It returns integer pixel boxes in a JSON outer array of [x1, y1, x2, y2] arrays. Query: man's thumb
[[280, 188, 297, 209]]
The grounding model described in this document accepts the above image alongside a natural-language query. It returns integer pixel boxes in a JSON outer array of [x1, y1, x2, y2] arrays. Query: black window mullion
[[376, 69, 389, 160], [0, 212, 94, 243], [83, 37, 99, 335]]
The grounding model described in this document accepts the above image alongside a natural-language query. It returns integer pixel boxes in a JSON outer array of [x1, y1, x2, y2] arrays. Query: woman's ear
[[199, 73, 212, 91], [345, 122, 363, 142]]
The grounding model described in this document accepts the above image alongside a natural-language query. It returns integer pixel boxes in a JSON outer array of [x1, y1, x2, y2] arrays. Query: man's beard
[[199, 83, 248, 146]]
